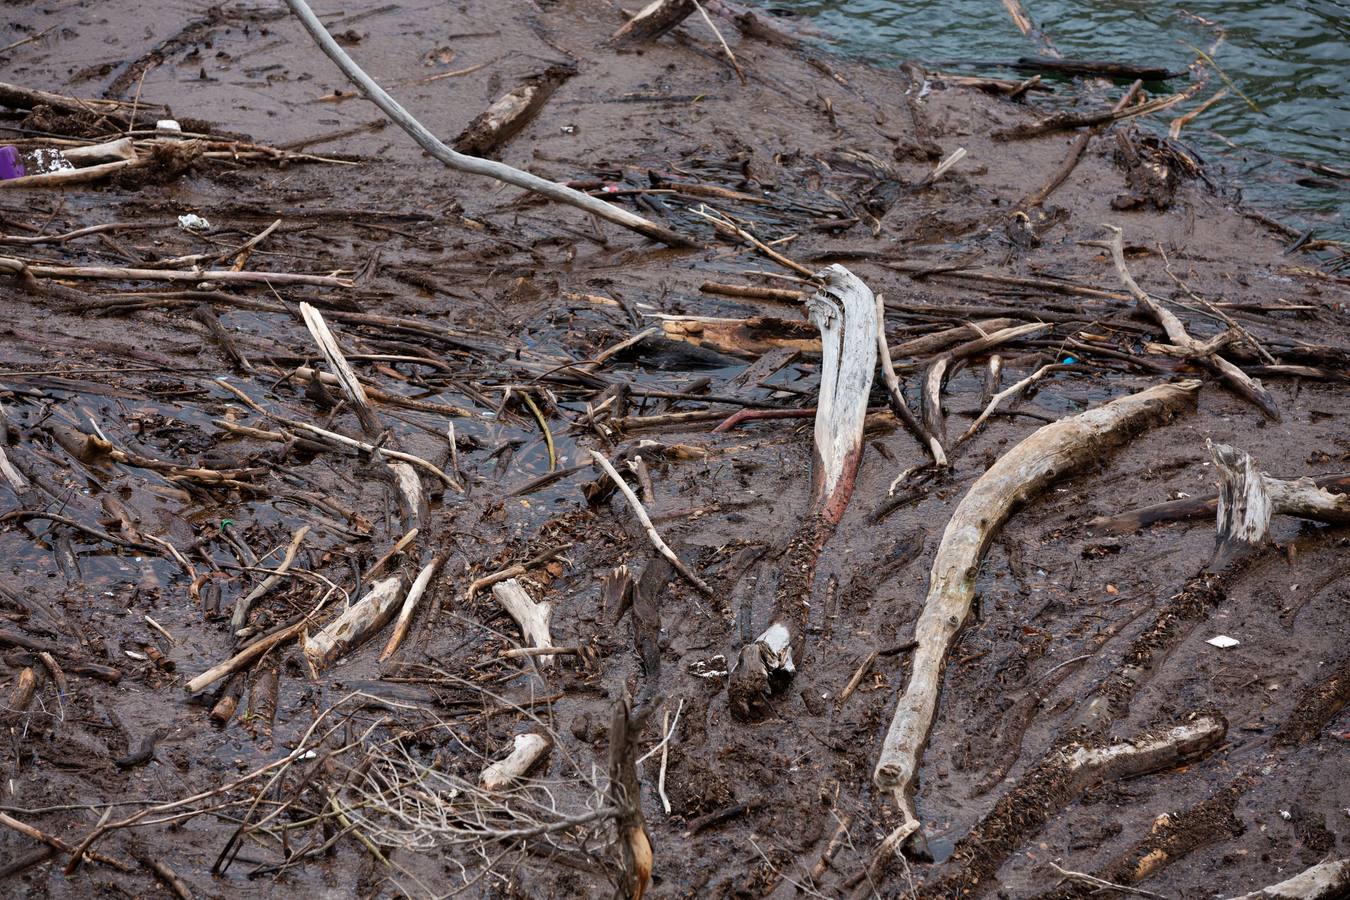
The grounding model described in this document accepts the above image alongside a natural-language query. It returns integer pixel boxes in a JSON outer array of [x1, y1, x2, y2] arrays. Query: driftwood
[[729, 265, 877, 718], [301, 576, 404, 672], [608, 693, 657, 900], [379, 555, 443, 662], [872, 380, 1200, 852], [1209, 441, 1350, 568], [589, 451, 713, 597], [1096, 225, 1279, 420], [1010, 56, 1181, 81], [452, 65, 574, 157], [920, 321, 1051, 447], [875, 294, 946, 466], [1088, 472, 1350, 534], [1023, 81, 1142, 208], [610, 0, 696, 46], [282, 0, 697, 249], [491, 579, 555, 665], [480, 733, 551, 790], [299, 303, 383, 438], [231, 525, 309, 635], [1227, 858, 1350, 900], [0, 256, 350, 288]]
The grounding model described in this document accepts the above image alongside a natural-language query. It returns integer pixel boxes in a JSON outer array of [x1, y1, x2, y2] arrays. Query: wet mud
[[0, 1, 1346, 898]]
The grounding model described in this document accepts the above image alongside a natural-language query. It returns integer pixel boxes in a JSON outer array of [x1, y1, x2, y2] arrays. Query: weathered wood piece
[[872, 379, 1201, 851], [452, 65, 574, 157], [729, 265, 877, 717], [1209, 441, 1350, 568], [302, 576, 404, 672], [491, 578, 555, 665], [480, 733, 551, 790]]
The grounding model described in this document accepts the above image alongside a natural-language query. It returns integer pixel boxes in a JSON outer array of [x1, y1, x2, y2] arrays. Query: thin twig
[[589, 451, 714, 597]]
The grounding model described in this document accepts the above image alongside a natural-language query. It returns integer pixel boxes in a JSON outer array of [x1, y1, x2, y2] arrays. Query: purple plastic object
[[0, 146, 25, 180]]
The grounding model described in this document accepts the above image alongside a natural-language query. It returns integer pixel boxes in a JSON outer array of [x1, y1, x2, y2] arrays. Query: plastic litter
[[177, 213, 212, 232], [1205, 634, 1240, 649], [0, 145, 75, 181]]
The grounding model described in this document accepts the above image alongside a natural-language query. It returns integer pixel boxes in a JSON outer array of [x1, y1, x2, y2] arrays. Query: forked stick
[[282, 0, 698, 249]]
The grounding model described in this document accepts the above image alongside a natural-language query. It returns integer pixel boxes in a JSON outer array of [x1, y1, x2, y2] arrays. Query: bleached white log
[[302, 575, 404, 672], [480, 733, 551, 791], [873, 379, 1201, 849], [492, 578, 555, 665], [806, 264, 878, 520], [389, 461, 427, 531], [1227, 858, 1350, 900], [729, 267, 877, 717], [1060, 715, 1225, 788]]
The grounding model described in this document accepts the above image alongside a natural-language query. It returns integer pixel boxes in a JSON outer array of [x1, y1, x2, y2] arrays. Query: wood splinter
[[729, 265, 877, 719], [872, 379, 1200, 855]]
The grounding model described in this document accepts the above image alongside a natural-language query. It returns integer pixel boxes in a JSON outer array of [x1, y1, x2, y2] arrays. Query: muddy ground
[[0, 1, 1346, 898]]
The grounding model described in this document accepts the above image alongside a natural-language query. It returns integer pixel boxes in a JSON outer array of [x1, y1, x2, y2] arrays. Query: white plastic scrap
[[1205, 635, 1240, 649], [156, 118, 182, 134], [177, 213, 211, 232]]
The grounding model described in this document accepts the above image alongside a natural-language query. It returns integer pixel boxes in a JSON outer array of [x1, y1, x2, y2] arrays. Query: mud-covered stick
[[281, 0, 700, 250]]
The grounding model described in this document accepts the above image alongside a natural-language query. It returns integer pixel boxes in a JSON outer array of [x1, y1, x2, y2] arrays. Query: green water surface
[[765, 1, 1347, 239]]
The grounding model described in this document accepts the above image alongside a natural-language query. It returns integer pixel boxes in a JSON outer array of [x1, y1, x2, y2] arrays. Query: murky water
[[769, 0, 1348, 238]]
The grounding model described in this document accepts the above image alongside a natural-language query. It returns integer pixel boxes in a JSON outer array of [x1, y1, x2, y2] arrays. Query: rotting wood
[[608, 692, 657, 899], [729, 265, 877, 718], [480, 732, 552, 791], [872, 379, 1201, 853], [1209, 441, 1350, 568], [453, 65, 574, 157], [491, 578, 555, 665], [282, 0, 699, 249]]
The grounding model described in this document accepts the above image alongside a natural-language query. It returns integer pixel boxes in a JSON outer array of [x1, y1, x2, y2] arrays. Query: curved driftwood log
[[1227, 858, 1350, 900], [1209, 440, 1350, 568], [872, 379, 1201, 852], [729, 265, 877, 718]]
